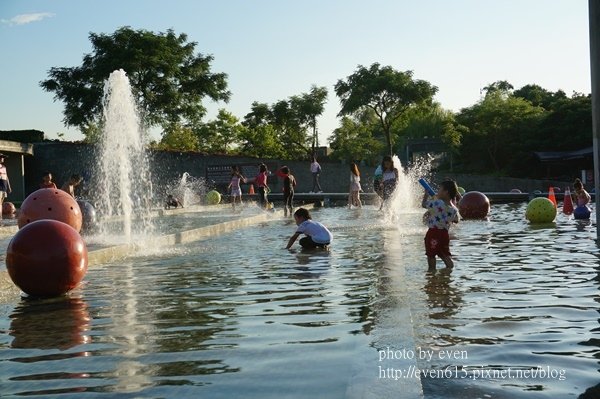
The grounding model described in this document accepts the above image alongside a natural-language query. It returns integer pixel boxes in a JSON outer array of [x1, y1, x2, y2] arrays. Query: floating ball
[[457, 187, 466, 195], [76, 200, 97, 233], [526, 197, 557, 223], [2, 201, 16, 215], [205, 190, 221, 205], [18, 189, 82, 232], [510, 189, 522, 193], [6, 219, 88, 297], [458, 191, 490, 219], [574, 205, 591, 220]]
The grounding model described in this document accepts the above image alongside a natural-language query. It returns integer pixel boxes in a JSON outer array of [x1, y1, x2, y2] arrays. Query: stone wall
[[24, 142, 576, 202]]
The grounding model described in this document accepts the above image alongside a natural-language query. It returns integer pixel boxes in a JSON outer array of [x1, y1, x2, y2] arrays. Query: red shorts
[[425, 228, 451, 258]]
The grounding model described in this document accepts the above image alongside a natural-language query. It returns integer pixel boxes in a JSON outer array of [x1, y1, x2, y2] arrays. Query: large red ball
[[2, 201, 16, 215], [458, 191, 490, 219], [6, 219, 88, 297], [18, 188, 82, 232]]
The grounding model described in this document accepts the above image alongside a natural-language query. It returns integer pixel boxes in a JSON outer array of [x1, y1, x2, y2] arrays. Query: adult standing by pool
[[310, 156, 323, 193], [0, 154, 11, 222]]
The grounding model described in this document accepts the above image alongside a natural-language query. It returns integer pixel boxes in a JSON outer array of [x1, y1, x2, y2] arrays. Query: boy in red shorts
[[422, 180, 459, 271]]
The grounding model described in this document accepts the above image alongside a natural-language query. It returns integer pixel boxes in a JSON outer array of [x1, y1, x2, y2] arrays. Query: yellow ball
[[457, 186, 465, 195], [205, 190, 221, 205], [526, 197, 556, 223]]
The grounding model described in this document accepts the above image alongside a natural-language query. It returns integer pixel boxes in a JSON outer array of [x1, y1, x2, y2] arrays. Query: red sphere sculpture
[[2, 201, 16, 215], [18, 188, 82, 232], [458, 191, 490, 219], [6, 219, 88, 297]]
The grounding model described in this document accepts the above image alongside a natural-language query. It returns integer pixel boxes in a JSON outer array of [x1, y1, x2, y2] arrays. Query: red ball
[[6, 219, 88, 297], [458, 191, 490, 219], [2, 201, 16, 215], [18, 188, 82, 232]]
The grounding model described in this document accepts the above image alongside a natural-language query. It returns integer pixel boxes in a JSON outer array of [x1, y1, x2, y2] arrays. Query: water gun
[[418, 178, 436, 196]]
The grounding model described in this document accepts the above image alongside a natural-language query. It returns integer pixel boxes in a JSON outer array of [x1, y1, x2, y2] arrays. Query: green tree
[[242, 86, 328, 159], [195, 109, 243, 154], [289, 86, 328, 151], [513, 84, 567, 110], [329, 110, 384, 163], [395, 104, 464, 154], [335, 63, 438, 156], [156, 124, 200, 152], [40, 26, 230, 140], [457, 90, 544, 173], [237, 124, 285, 158]]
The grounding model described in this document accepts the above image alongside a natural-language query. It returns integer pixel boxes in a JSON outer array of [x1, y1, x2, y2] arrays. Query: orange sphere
[[18, 188, 82, 232], [458, 191, 490, 219], [2, 201, 16, 215], [7, 219, 88, 297]]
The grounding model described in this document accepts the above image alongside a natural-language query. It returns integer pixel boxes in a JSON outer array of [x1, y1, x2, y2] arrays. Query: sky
[[0, 0, 592, 143]]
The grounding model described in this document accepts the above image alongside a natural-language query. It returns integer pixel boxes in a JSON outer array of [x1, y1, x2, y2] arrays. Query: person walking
[[310, 156, 323, 193]]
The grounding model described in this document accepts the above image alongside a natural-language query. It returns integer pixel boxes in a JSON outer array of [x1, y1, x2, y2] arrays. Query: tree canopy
[[335, 63, 438, 156], [41, 26, 230, 139]]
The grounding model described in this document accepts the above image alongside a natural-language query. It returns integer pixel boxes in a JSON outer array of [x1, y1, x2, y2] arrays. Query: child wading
[[379, 155, 399, 210], [228, 165, 246, 211], [348, 162, 362, 208], [40, 172, 57, 189], [573, 178, 591, 206], [422, 180, 459, 271], [254, 163, 270, 209], [277, 166, 296, 217], [286, 208, 332, 250]]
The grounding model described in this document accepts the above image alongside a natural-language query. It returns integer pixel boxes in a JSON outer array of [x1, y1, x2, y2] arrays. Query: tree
[[335, 63, 437, 156], [328, 110, 384, 163], [457, 90, 544, 173], [195, 109, 243, 154], [289, 86, 328, 151], [155, 124, 200, 152], [395, 104, 464, 153], [40, 26, 230, 140], [242, 86, 328, 159]]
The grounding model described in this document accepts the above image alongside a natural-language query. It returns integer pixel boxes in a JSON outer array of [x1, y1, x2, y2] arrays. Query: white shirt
[[296, 220, 332, 244], [310, 161, 321, 173], [350, 174, 360, 184]]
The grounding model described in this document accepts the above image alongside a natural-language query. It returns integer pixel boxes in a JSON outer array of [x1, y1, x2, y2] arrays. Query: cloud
[[1, 12, 55, 26]]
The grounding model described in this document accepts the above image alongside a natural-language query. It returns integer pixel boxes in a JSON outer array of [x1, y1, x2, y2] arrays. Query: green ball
[[526, 197, 556, 223], [206, 190, 221, 205], [457, 186, 466, 195]]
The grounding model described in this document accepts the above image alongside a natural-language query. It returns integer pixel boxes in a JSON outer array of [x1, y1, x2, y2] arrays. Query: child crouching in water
[[422, 180, 459, 271], [286, 208, 333, 250]]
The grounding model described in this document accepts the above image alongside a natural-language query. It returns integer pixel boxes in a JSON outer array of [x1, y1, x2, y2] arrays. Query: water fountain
[[95, 69, 153, 241], [166, 172, 209, 207]]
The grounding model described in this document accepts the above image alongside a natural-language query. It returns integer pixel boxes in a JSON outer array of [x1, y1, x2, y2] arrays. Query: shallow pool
[[0, 205, 598, 398]]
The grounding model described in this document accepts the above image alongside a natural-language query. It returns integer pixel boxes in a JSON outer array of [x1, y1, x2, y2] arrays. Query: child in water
[[165, 194, 183, 209], [348, 162, 362, 208], [61, 174, 82, 198], [573, 178, 591, 206], [277, 166, 296, 217], [254, 163, 270, 209], [422, 180, 459, 271], [40, 172, 57, 189], [228, 165, 246, 211], [286, 207, 333, 250], [379, 155, 399, 210]]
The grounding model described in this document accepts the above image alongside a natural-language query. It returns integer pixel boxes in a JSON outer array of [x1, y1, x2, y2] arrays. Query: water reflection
[[10, 295, 91, 351]]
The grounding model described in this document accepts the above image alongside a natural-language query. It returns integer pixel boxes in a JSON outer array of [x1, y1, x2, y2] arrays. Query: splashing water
[[382, 155, 433, 223], [95, 69, 153, 241], [164, 172, 209, 207]]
